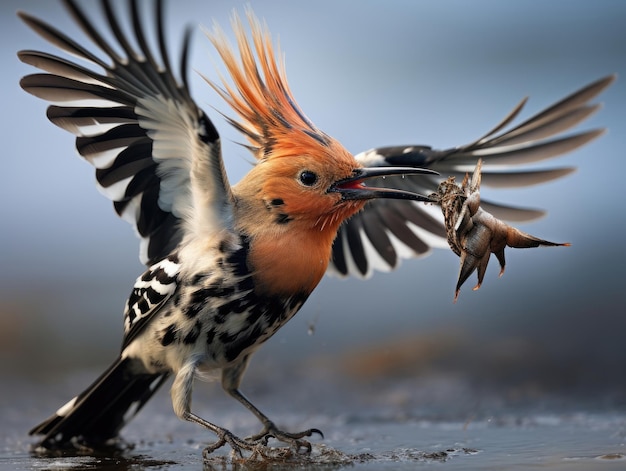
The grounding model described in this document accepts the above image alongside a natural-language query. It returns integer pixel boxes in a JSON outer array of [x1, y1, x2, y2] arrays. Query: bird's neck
[[231, 194, 342, 298], [246, 223, 337, 297]]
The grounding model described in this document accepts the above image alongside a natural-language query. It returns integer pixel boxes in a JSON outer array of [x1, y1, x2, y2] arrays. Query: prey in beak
[[330, 166, 437, 202], [429, 159, 570, 302]]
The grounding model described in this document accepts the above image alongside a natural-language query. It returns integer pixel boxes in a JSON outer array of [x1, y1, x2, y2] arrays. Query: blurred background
[[1, 0, 625, 419]]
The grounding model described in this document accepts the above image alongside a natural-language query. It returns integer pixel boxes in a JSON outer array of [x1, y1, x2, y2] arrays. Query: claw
[[203, 437, 227, 458], [186, 410, 321, 459], [431, 159, 570, 301], [203, 428, 260, 459], [309, 428, 324, 439], [246, 422, 322, 453]]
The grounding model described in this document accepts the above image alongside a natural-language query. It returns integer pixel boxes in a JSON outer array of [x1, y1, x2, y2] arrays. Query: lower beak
[[330, 166, 437, 202]]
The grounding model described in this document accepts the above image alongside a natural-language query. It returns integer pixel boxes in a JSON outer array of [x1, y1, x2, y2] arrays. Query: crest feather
[[205, 9, 331, 160]]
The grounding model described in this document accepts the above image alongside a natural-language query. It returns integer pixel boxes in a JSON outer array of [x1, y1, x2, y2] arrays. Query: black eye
[[298, 170, 318, 187]]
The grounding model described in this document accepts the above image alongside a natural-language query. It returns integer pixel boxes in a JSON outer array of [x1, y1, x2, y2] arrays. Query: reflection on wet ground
[[6, 410, 626, 471], [2, 354, 625, 471]]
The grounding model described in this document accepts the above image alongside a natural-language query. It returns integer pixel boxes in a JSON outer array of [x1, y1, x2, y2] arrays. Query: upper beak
[[330, 166, 438, 202]]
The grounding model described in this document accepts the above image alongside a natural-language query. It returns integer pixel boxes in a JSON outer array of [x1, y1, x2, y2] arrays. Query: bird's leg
[[228, 387, 323, 452], [173, 362, 259, 457], [221, 361, 322, 453], [183, 411, 260, 457]]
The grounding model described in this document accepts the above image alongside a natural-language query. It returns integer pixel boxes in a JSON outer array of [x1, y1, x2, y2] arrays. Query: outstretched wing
[[18, 0, 233, 266], [331, 75, 615, 277]]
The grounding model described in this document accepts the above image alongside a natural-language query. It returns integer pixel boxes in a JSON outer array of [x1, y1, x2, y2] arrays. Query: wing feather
[[333, 75, 615, 277], [18, 0, 233, 265]]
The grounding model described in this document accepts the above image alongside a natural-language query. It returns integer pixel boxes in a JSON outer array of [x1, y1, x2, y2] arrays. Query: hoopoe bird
[[19, 0, 613, 456]]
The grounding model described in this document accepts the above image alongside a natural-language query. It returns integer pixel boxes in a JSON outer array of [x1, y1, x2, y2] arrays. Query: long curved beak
[[330, 166, 437, 202]]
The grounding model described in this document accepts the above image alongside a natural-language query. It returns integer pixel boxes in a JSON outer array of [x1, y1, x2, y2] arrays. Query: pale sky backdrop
[[1, 0, 624, 392]]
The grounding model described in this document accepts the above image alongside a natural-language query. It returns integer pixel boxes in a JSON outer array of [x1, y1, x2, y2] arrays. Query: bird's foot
[[203, 427, 261, 459], [246, 422, 323, 453], [201, 420, 322, 461]]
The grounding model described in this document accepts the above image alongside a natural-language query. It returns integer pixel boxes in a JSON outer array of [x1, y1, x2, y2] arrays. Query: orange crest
[[205, 9, 333, 162]]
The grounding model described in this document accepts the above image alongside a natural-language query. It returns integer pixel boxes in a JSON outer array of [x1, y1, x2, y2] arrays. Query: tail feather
[[30, 357, 169, 449]]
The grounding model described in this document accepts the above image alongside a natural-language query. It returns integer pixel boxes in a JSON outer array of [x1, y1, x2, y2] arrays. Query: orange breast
[[248, 227, 337, 297]]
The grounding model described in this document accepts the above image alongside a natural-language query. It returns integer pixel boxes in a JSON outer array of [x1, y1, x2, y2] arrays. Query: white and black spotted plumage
[[122, 237, 307, 373], [123, 254, 180, 344], [20, 0, 612, 453]]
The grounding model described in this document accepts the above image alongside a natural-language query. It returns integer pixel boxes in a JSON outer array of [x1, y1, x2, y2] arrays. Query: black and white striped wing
[[122, 253, 180, 350], [18, 0, 231, 266], [330, 75, 615, 278]]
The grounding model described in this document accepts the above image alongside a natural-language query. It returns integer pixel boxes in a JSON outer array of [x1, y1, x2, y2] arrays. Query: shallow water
[[5, 413, 626, 470], [2, 370, 625, 471]]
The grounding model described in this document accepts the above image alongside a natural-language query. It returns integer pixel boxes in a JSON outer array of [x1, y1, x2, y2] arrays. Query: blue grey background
[[1, 0, 624, 396]]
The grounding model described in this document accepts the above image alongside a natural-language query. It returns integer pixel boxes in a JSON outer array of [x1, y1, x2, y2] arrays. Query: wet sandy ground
[[2, 361, 625, 471], [7, 415, 625, 471]]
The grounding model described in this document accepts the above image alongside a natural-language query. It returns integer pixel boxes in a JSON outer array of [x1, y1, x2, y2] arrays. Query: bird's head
[[206, 10, 432, 295], [239, 146, 433, 236], [207, 10, 431, 234]]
